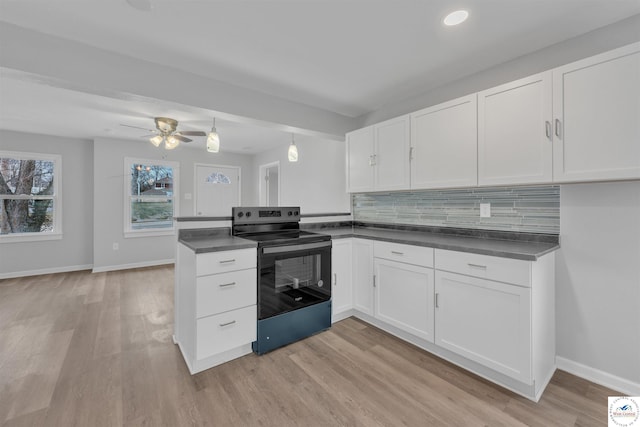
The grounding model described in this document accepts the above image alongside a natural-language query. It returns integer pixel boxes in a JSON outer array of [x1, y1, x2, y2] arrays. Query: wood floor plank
[[0, 267, 619, 427]]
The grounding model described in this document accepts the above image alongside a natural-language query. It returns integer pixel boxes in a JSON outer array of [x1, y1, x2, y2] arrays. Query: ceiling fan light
[[288, 134, 298, 162], [165, 136, 180, 150], [149, 135, 163, 147], [207, 129, 220, 153]]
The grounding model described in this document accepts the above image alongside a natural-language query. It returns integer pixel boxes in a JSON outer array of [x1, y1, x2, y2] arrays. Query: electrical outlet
[[113, 243, 119, 251], [480, 203, 491, 218]]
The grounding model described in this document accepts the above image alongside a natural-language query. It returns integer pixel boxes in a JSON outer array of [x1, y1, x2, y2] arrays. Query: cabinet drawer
[[196, 248, 256, 276], [374, 241, 434, 267], [435, 249, 531, 287], [196, 269, 257, 318], [196, 305, 257, 359]]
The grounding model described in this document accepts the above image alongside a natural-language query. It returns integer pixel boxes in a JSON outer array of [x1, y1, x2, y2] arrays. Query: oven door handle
[[262, 240, 332, 255]]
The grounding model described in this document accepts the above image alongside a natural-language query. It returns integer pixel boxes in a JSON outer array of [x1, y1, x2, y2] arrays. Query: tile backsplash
[[352, 186, 559, 234]]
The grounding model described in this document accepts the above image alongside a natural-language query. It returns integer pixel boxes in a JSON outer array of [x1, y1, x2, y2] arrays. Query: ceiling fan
[[121, 117, 207, 150]]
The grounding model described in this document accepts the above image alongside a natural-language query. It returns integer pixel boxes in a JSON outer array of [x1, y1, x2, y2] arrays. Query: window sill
[[124, 229, 176, 239], [0, 232, 63, 243]]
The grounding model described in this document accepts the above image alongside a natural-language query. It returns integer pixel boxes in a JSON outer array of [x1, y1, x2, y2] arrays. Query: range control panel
[[232, 206, 301, 225]]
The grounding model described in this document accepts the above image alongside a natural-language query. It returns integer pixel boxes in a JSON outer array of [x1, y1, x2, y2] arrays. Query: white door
[[478, 72, 553, 186], [374, 115, 411, 191], [331, 239, 353, 322], [552, 42, 640, 183], [352, 239, 374, 316], [374, 258, 434, 342], [435, 270, 531, 383], [346, 126, 375, 192], [195, 164, 241, 216], [411, 95, 477, 189]]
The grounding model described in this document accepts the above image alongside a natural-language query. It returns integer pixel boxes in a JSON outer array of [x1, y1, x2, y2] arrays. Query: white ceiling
[[1, 0, 639, 152]]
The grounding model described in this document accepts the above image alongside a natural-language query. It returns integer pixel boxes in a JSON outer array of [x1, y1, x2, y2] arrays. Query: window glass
[[205, 172, 231, 184], [0, 154, 60, 237]]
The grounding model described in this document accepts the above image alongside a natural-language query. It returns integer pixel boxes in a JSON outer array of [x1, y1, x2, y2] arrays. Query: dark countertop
[[315, 226, 558, 260], [178, 228, 257, 253]]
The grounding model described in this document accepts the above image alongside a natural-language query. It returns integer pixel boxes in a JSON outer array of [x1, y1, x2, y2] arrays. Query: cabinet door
[[352, 239, 374, 316], [553, 43, 640, 183], [375, 258, 434, 342], [478, 72, 553, 186], [374, 116, 411, 191], [411, 95, 477, 189], [346, 126, 375, 192], [435, 271, 531, 383], [331, 239, 353, 322]]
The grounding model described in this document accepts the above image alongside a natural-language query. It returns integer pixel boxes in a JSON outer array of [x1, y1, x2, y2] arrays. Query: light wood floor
[[0, 266, 618, 426]]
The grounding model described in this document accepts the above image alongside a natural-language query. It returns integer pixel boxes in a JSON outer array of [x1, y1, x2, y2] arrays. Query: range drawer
[[435, 249, 531, 287], [374, 241, 434, 268], [196, 269, 257, 318], [196, 248, 256, 277], [196, 305, 257, 359]]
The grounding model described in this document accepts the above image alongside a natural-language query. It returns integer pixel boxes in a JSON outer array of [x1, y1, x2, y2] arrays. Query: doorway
[[194, 164, 241, 216], [259, 161, 280, 207]]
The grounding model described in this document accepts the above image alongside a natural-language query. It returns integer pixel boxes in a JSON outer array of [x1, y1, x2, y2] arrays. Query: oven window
[[259, 248, 331, 320]]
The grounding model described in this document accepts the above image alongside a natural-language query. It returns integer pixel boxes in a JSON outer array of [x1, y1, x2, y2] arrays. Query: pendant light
[[207, 118, 220, 153], [288, 133, 298, 162]]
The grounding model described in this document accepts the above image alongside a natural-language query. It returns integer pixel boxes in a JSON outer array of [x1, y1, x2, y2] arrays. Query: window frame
[[0, 151, 63, 243], [123, 157, 179, 238]]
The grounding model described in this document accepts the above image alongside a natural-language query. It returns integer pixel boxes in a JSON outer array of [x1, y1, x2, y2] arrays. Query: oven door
[[258, 240, 332, 320]]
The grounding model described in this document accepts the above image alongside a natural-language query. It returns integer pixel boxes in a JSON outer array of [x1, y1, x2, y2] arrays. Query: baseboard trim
[[556, 356, 640, 396], [92, 259, 174, 273], [0, 264, 93, 279]]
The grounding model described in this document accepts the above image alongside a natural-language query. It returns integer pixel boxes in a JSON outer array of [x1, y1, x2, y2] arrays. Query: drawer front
[[374, 241, 434, 268], [196, 269, 257, 318], [196, 248, 256, 276], [196, 305, 257, 359], [435, 249, 531, 287]]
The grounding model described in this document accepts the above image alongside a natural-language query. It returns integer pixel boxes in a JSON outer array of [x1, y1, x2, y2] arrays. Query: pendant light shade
[[288, 133, 298, 162], [207, 118, 220, 153]]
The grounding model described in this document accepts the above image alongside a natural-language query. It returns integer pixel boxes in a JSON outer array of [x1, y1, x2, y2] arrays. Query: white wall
[[93, 137, 256, 272], [556, 181, 640, 393], [252, 137, 350, 214], [0, 130, 93, 277]]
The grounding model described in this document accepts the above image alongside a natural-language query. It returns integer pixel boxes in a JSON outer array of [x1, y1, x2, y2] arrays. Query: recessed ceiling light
[[443, 10, 469, 26]]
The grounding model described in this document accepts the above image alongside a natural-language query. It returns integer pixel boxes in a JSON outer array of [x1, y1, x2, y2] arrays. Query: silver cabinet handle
[[467, 263, 487, 269], [555, 119, 562, 138], [409, 147, 415, 161], [334, 273, 337, 286], [391, 251, 404, 256], [435, 293, 439, 308], [219, 259, 236, 264], [219, 320, 236, 327], [219, 282, 236, 288], [545, 121, 552, 140], [373, 275, 376, 288]]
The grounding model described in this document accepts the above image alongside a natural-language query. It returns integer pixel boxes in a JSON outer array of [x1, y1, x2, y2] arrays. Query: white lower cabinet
[[352, 239, 374, 316], [331, 239, 353, 322], [374, 258, 434, 342], [175, 244, 257, 374], [434, 271, 531, 383]]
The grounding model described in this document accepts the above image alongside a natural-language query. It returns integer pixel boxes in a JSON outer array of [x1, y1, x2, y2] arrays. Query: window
[[124, 158, 179, 237], [0, 151, 62, 242]]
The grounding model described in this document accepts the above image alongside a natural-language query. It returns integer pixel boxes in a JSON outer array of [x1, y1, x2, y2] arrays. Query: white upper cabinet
[[410, 95, 478, 189], [374, 116, 411, 191], [552, 42, 640, 183], [346, 115, 410, 192], [478, 72, 553, 186], [346, 126, 375, 192]]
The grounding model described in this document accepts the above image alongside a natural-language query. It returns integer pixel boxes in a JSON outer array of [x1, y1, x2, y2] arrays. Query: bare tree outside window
[[0, 155, 58, 235]]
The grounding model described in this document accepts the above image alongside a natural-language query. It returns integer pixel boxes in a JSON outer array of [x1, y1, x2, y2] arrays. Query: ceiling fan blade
[[140, 134, 157, 138], [120, 123, 156, 132], [173, 135, 192, 143], [176, 131, 207, 137]]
